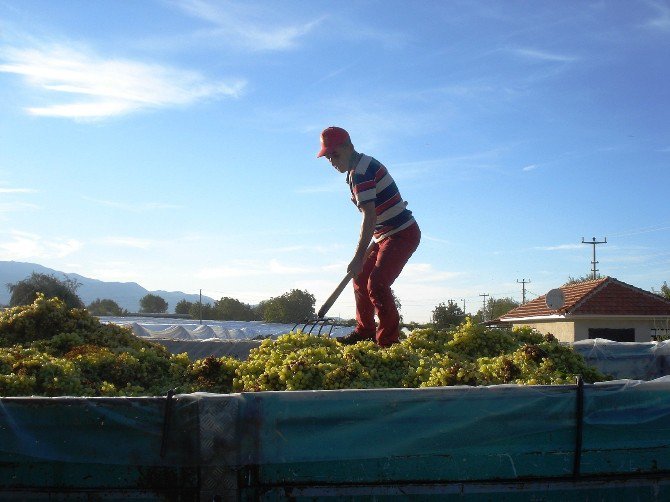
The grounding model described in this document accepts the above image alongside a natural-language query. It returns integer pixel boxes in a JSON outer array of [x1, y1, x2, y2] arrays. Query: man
[[317, 126, 420, 347]]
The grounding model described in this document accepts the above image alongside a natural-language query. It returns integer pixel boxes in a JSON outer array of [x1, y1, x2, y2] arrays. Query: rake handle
[[317, 242, 376, 319], [317, 271, 354, 319]]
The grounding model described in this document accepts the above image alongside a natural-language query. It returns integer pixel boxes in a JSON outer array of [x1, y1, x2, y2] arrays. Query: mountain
[[0, 261, 215, 312]]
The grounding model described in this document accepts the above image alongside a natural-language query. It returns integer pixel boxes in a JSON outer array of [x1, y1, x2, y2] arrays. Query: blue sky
[[0, 0, 669, 322]]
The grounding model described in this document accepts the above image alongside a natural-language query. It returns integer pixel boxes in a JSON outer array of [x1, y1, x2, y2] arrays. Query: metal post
[[517, 279, 530, 304], [479, 293, 489, 321], [581, 237, 607, 279]]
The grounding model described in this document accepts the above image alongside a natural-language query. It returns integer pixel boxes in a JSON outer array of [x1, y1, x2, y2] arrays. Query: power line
[[581, 237, 607, 279], [479, 293, 489, 321], [199, 289, 203, 325], [516, 279, 531, 304]]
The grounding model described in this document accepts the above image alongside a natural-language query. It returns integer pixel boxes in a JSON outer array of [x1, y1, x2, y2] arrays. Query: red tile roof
[[498, 277, 670, 321]]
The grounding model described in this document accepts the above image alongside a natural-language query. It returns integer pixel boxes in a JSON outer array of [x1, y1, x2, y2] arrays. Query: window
[[588, 328, 635, 342]]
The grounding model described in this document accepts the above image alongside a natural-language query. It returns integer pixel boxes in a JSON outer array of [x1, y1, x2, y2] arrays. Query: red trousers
[[353, 223, 421, 347]]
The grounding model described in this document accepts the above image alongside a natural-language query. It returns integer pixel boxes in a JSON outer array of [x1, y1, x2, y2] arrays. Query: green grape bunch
[[0, 296, 611, 396]]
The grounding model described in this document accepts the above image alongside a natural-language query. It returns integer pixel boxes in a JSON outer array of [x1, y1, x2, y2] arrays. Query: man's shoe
[[336, 331, 374, 345]]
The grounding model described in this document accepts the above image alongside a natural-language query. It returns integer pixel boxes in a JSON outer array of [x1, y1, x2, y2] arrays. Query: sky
[[0, 0, 669, 323]]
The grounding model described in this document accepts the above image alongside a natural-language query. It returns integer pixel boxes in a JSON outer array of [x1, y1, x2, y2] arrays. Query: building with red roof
[[495, 277, 670, 342]]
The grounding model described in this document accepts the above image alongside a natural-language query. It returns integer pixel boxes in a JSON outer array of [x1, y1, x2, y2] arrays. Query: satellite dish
[[545, 289, 565, 310]]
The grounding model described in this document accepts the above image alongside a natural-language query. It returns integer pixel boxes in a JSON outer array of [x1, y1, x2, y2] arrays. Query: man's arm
[[348, 201, 376, 277]]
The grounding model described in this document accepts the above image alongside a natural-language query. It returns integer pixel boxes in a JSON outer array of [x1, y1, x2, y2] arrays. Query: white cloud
[[0, 43, 246, 120], [171, 0, 323, 51], [644, 1, 670, 30], [87, 262, 143, 283], [312, 62, 358, 86], [0, 186, 38, 218], [0, 202, 39, 213], [535, 244, 583, 251], [423, 235, 451, 245], [511, 48, 577, 63], [197, 258, 312, 279], [83, 196, 182, 211], [257, 244, 334, 255], [0, 230, 82, 260], [99, 237, 154, 250], [294, 182, 342, 194], [0, 187, 38, 193], [392, 148, 510, 178], [402, 262, 464, 283], [268, 259, 310, 275], [609, 223, 670, 238], [522, 164, 538, 171]]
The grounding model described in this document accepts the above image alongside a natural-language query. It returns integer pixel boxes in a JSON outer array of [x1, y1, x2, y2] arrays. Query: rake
[[292, 270, 355, 336], [293, 243, 375, 336]]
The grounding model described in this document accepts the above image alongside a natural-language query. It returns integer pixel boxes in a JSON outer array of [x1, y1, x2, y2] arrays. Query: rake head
[[292, 317, 348, 337]]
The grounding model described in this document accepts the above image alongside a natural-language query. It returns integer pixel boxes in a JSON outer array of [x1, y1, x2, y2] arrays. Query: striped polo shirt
[[347, 154, 416, 242]]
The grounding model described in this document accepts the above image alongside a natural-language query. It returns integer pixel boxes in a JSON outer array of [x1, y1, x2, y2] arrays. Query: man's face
[[325, 143, 352, 173]]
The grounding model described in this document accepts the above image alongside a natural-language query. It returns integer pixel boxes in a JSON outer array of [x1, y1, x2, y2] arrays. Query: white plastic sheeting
[[573, 338, 670, 380], [100, 316, 353, 341]]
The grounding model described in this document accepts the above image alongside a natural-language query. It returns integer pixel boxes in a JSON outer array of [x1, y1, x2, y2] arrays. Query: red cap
[[316, 126, 350, 158]]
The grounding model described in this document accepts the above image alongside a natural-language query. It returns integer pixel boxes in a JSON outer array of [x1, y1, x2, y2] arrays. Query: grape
[[0, 296, 610, 395]]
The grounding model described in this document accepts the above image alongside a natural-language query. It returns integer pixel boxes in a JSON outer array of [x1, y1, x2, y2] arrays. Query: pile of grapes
[[235, 321, 608, 391], [0, 295, 608, 397], [0, 294, 194, 396]]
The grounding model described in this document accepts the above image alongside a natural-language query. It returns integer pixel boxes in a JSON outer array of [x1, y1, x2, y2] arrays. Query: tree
[[432, 300, 466, 329], [653, 281, 670, 300], [474, 297, 520, 323], [253, 300, 268, 321], [215, 297, 256, 321], [175, 300, 194, 315], [7, 273, 84, 309], [139, 293, 168, 314], [564, 274, 603, 285], [392, 289, 403, 324], [87, 298, 126, 316], [189, 302, 215, 321], [261, 289, 315, 323]]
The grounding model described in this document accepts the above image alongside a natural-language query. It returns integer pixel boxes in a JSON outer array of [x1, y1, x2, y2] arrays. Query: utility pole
[[479, 293, 489, 321], [581, 237, 607, 279], [461, 298, 466, 314], [199, 289, 202, 325], [517, 279, 530, 304]]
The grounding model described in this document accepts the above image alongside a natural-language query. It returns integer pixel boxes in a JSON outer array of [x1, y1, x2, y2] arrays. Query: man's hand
[[349, 201, 376, 278]]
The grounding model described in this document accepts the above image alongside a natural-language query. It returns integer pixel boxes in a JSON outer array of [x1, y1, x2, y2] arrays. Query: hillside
[[0, 261, 215, 312]]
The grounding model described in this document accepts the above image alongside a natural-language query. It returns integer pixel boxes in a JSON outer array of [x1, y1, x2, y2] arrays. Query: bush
[[0, 295, 186, 396], [139, 294, 168, 314], [87, 299, 127, 316], [7, 272, 84, 309], [259, 289, 315, 323]]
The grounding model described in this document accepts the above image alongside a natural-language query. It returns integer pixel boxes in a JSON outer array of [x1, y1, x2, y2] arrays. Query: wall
[[512, 320, 576, 343], [511, 318, 670, 343]]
